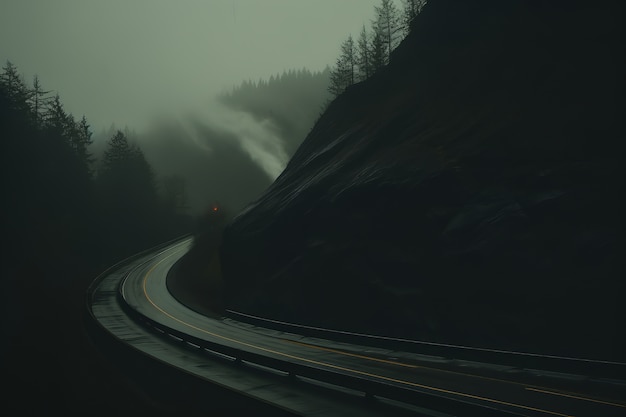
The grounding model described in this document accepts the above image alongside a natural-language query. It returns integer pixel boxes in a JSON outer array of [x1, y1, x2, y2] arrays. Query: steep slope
[[219, 0, 625, 360]]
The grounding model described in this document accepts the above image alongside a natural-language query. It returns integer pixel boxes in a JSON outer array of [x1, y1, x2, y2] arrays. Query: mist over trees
[[0, 60, 192, 271], [0, 35, 377, 274], [135, 116, 274, 215], [328, 0, 426, 96], [80, 65, 334, 217], [1, 1, 425, 273], [218, 67, 332, 158], [328, 35, 356, 96], [108, 67, 334, 217]]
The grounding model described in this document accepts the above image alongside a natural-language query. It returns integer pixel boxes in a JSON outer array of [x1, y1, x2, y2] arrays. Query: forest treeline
[[0, 61, 192, 277], [328, 0, 426, 96], [219, 1, 427, 160]]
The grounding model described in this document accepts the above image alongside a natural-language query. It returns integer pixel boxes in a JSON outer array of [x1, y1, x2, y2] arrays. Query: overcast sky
[[1, 0, 383, 133]]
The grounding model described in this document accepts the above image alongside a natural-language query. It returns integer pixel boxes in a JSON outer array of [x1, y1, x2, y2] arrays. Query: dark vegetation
[[328, 0, 426, 96], [0, 56, 339, 414], [0, 61, 194, 415], [219, 0, 625, 362]]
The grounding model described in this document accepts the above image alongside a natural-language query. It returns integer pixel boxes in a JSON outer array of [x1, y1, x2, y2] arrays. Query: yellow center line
[[284, 339, 418, 368], [141, 248, 572, 417], [526, 387, 626, 408], [285, 339, 626, 409]]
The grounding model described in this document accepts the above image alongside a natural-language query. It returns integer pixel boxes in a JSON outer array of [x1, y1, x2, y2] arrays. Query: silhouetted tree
[[73, 115, 95, 175], [44, 93, 70, 135], [327, 0, 418, 82], [1, 65, 96, 267], [101, 130, 157, 211], [0, 60, 30, 116], [374, 0, 402, 63], [101, 130, 133, 173], [356, 25, 373, 81], [328, 35, 356, 96], [39, 92, 93, 172], [2, 59, 192, 271], [342, 34, 356, 86], [401, 0, 427, 36], [370, 29, 387, 73], [28, 75, 51, 126]]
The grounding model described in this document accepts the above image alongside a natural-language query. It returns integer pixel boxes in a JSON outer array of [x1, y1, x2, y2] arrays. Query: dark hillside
[[219, 0, 625, 360]]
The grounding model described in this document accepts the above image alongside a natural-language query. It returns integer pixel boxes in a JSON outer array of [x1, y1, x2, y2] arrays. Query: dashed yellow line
[[526, 387, 626, 408], [284, 339, 418, 368], [288, 339, 626, 410]]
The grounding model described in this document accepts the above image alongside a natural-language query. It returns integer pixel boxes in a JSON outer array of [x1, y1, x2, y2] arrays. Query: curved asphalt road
[[117, 238, 626, 417]]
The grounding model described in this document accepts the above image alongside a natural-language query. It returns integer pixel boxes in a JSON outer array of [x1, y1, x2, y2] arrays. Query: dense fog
[[1, 1, 383, 213]]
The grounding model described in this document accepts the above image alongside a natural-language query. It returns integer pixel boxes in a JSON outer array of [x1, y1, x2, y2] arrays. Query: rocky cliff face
[[219, 0, 624, 360]]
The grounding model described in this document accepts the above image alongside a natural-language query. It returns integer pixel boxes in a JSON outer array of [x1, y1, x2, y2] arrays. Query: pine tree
[[99, 129, 157, 210], [342, 34, 356, 86], [328, 35, 356, 97], [45, 93, 70, 135], [97, 129, 159, 252], [101, 129, 131, 173], [28, 75, 51, 126], [44, 93, 94, 171], [74, 115, 95, 174], [0, 61, 30, 115], [356, 25, 373, 81], [370, 29, 387, 73], [374, 0, 403, 63], [401, 0, 426, 35]]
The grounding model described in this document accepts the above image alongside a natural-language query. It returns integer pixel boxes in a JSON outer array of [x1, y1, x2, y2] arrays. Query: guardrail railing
[[116, 287, 521, 417], [223, 310, 626, 381]]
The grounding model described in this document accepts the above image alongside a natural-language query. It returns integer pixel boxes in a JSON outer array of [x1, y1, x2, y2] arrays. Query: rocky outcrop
[[219, 0, 624, 360]]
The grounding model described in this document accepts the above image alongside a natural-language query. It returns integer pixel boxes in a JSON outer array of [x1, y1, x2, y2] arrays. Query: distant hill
[[219, 0, 625, 361], [218, 67, 331, 157]]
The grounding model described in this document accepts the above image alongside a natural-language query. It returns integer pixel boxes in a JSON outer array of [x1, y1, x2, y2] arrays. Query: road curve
[[94, 237, 626, 417]]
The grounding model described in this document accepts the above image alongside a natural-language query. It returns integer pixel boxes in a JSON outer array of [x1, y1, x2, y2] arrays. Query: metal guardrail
[[223, 310, 626, 381]]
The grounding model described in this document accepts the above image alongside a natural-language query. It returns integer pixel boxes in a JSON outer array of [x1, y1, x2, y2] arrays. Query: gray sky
[[0, 0, 383, 133]]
